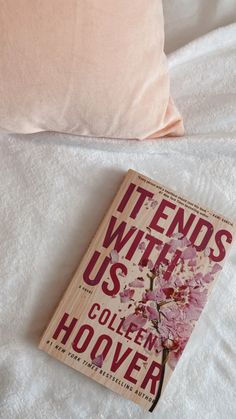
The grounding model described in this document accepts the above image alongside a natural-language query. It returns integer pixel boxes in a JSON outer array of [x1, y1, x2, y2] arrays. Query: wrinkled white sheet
[[164, 0, 236, 53], [0, 24, 236, 419]]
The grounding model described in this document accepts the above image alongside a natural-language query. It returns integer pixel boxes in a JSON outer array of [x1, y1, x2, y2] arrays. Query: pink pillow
[[0, 1, 184, 140]]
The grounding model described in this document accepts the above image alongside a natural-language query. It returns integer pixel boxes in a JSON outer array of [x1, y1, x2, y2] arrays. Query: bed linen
[[163, 0, 236, 53], [0, 24, 236, 419]]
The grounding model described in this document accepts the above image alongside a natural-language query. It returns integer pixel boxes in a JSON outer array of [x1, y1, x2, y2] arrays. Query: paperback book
[[39, 169, 235, 411]]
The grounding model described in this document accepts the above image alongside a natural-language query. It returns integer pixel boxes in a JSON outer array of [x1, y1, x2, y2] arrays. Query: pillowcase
[[0, 0, 184, 140]]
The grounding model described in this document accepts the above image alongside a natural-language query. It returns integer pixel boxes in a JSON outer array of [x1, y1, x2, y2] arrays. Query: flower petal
[[146, 305, 159, 320], [147, 259, 154, 270], [122, 313, 147, 332], [119, 288, 135, 303], [92, 354, 103, 368], [182, 246, 197, 260], [203, 273, 214, 283], [110, 249, 119, 264], [211, 263, 222, 274], [129, 279, 144, 288]]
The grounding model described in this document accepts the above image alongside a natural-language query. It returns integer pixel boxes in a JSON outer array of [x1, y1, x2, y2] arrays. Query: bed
[[0, 2, 236, 418]]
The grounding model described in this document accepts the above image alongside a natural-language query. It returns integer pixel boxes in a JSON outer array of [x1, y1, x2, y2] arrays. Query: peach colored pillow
[[0, 0, 184, 140]]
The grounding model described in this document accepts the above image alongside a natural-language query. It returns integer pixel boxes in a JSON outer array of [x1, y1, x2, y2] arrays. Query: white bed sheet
[[0, 24, 236, 419], [164, 0, 236, 53]]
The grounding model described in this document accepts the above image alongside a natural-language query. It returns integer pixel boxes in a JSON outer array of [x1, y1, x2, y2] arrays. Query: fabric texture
[[163, 0, 236, 53], [0, 23, 236, 418], [0, 0, 183, 140]]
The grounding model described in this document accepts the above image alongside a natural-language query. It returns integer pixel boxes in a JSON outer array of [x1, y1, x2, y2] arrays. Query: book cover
[[39, 169, 236, 411]]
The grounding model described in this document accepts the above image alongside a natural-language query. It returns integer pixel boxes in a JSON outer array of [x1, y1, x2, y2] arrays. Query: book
[[39, 169, 236, 412]]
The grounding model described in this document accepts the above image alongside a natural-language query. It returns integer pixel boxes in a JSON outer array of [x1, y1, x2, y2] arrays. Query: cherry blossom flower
[[186, 272, 203, 287], [169, 236, 190, 252], [211, 263, 222, 274], [172, 274, 183, 287], [122, 313, 147, 332], [146, 305, 159, 321], [188, 259, 197, 267], [182, 246, 197, 260], [121, 234, 223, 379], [182, 287, 208, 321], [119, 288, 135, 303], [129, 278, 144, 288], [162, 337, 179, 351], [202, 272, 214, 284], [143, 287, 166, 303]]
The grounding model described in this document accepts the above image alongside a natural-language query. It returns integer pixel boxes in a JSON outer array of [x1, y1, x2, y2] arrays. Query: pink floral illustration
[[119, 288, 135, 303], [92, 354, 104, 368], [128, 278, 145, 288], [118, 234, 222, 410], [123, 313, 147, 332]]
